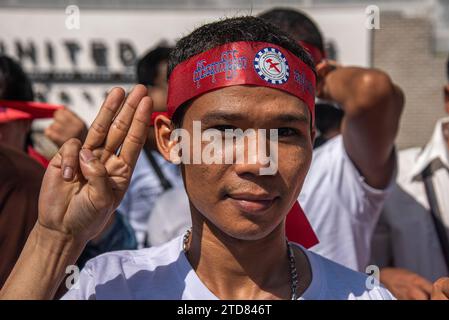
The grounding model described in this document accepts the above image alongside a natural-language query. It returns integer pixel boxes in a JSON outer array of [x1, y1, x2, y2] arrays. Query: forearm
[[322, 66, 404, 188], [0, 223, 86, 300]]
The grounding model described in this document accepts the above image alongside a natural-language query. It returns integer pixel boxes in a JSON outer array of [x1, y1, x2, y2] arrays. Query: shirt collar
[[410, 117, 449, 179]]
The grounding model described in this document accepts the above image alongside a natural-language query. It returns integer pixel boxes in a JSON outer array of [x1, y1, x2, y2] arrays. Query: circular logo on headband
[[254, 47, 290, 85]]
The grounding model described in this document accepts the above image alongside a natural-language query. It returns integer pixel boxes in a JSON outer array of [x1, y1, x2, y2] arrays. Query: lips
[[226, 192, 278, 213]]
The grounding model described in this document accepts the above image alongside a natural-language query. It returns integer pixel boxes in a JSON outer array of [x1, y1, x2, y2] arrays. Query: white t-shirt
[[299, 135, 394, 272], [62, 235, 394, 300]]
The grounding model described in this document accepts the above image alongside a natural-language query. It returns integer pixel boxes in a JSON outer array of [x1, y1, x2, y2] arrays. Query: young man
[[371, 56, 449, 299], [1, 17, 394, 300], [260, 8, 404, 271]]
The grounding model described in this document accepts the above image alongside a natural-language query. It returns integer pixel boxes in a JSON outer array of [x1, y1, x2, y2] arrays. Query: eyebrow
[[200, 111, 310, 125], [271, 114, 310, 124], [200, 112, 246, 125]]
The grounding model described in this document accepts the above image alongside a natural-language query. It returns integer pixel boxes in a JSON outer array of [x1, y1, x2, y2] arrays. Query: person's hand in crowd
[[380, 267, 433, 300], [312, 60, 404, 190], [0, 85, 152, 299], [45, 108, 88, 147], [431, 277, 449, 300]]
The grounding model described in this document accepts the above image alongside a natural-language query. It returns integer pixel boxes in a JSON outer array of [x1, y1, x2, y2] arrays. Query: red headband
[[299, 41, 325, 66], [167, 41, 315, 122], [0, 100, 63, 123]]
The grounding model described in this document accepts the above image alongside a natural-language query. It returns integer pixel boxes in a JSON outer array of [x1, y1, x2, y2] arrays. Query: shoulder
[[302, 247, 395, 300]]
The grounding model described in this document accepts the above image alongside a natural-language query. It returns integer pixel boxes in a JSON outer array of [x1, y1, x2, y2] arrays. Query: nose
[[232, 130, 278, 176]]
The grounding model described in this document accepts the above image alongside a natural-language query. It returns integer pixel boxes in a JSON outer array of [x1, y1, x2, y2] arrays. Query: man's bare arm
[[0, 224, 84, 299], [318, 64, 404, 189]]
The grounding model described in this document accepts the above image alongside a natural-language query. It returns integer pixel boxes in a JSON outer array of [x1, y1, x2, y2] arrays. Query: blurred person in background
[[371, 56, 449, 300], [118, 44, 183, 248], [0, 143, 44, 288], [0, 55, 54, 167], [0, 55, 88, 165], [259, 8, 404, 272]]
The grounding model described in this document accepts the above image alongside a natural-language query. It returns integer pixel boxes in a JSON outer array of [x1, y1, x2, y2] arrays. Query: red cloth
[[285, 201, 319, 248], [150, 111, 169, 126], [0, 100, 63, 123], [298, 41, 325, 65], [27, 146, 50, 168]]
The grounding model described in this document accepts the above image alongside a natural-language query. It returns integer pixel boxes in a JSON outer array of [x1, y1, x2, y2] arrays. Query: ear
[[444, 85, 449, 115], [154, 114, 178, 163]]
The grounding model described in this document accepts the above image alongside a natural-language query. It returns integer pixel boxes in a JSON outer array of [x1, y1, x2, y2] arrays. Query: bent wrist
[[34, 222, 87, 258]]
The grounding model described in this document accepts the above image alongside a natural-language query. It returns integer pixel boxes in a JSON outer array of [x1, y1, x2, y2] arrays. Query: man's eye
[[278, 127, 299, 137]]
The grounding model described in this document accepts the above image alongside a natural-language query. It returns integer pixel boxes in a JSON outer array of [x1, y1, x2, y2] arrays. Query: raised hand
[[38, 85, 152, 244]]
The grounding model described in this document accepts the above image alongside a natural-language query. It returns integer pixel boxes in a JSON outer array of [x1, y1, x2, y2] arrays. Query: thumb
[[79, 148, 114, 212]]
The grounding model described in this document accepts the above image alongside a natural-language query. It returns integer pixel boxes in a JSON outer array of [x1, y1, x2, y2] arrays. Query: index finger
[[83, 87, 126, 150]]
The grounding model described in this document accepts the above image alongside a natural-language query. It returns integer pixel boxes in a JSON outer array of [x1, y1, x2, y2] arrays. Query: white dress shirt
[[371, 117, 449, 281], [299, 135, 394, 272]]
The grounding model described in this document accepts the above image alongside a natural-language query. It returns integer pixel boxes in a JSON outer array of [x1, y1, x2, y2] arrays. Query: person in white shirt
[[371, 58, 449, 299], [258, 8, 403, 272], [2, 16, 400, 300]]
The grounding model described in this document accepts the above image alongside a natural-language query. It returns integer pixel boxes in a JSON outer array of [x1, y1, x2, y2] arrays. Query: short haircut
[[136, 46, 172, 86]]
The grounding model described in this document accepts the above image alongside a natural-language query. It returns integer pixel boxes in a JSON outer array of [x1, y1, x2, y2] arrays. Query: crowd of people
[[0, 7, 449, 300]]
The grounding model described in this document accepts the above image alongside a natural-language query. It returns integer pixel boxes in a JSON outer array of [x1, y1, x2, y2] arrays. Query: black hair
[[168, 16, 316, 128], [0, 55, 34, 101], [136, 46, 172, 86], [258, 8, 325, 54]]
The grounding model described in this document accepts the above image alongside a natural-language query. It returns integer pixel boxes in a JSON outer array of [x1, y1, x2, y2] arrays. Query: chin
[[211, 210, 283, 242]]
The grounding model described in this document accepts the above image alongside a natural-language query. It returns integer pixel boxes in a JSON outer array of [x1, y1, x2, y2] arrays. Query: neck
[[186, 209, 293, 300]]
